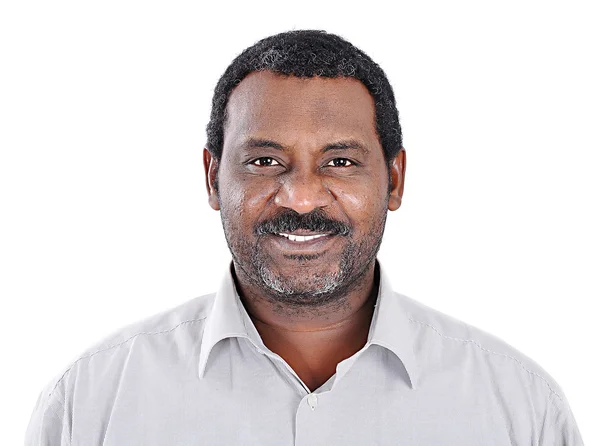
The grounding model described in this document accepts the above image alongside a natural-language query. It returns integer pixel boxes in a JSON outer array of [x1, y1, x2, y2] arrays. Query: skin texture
[[203, 71, 406, 391]]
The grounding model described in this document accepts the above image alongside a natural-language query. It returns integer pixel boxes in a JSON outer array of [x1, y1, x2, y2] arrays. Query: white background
[[1, 0, 598, 444]]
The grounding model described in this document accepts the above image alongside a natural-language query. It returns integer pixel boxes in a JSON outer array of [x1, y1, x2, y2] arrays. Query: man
[[26, 30, 583, 445]]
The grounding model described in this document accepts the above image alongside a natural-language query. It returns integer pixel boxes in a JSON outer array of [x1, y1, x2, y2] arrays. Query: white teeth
[[277, 233, 328, 242]]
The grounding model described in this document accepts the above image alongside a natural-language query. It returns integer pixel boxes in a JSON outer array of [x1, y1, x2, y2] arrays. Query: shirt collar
[[367, 261, 419, 389], [198, 260, 419, 389], [198, 263, 264, 378]]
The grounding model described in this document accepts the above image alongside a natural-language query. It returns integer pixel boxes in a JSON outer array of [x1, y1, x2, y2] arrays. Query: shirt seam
[[536, 390, 555, 446], [407, 317, 564, 403], [48, 316, 208, 401], [41, 385, 70, 445]]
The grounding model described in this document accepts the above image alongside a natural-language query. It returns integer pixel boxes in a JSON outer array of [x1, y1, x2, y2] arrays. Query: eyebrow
[[243, 138, 285, 151], [322, 140, 369, 154], [242, 138, 369, 154]]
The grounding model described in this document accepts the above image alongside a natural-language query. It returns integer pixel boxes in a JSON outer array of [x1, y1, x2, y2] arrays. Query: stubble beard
[[221, 210, 388, 309]]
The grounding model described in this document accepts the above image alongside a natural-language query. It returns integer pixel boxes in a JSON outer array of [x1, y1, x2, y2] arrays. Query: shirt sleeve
[[538, 392, 584, 446], [25, 384, 70, 446]]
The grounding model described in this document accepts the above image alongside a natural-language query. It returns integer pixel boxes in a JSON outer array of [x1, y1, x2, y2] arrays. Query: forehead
[[223, 71, 379, 150]]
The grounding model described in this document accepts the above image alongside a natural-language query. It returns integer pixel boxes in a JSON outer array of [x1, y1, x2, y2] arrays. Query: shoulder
[[396, 292, 567, 402], [26, 293, 217, 444], [81, 293, 215, 355], [393, 292, 584, 444], [47, 292, 216, 400]]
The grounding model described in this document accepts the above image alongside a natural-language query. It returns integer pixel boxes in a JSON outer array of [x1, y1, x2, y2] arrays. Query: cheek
[[245, 181, 276, 209], [219, 174, 278, 222], [334, 188, 368, 209], [333, 182, 388, 229]]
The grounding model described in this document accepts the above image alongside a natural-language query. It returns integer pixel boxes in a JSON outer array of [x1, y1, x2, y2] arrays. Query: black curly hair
[[206, 29, 403, 167]]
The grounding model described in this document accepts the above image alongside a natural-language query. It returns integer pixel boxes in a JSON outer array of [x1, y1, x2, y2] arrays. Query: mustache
[[255, 208, 351, 236]]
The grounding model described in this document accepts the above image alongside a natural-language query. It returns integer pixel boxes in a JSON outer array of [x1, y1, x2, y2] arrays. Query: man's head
[[203, 30, 406, 308], [206, 30, 403, 175]]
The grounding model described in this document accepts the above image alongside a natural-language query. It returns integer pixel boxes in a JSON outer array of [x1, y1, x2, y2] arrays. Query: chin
[[257, 263, 351, 302]]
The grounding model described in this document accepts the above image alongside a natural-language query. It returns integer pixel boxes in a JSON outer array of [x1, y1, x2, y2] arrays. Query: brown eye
[[251, 157, 280, 166], [327, 158, 354, 167]]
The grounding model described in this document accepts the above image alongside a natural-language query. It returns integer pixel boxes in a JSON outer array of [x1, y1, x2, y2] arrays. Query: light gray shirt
[[26, 260, 583, 445]]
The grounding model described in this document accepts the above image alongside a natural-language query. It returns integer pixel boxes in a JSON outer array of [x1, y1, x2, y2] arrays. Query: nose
[[273, 169, 334, 214]]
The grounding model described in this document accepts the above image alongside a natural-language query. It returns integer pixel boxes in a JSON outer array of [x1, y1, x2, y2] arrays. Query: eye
[[250, 157, 281, 167], [326, 158, 355, 167]]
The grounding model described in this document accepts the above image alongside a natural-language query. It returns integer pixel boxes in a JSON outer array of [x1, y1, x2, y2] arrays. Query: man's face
[[204, 71, 405, 307]]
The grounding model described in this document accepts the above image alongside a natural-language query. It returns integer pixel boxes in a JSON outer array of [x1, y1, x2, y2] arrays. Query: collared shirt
[[26, 260, 583, 445]]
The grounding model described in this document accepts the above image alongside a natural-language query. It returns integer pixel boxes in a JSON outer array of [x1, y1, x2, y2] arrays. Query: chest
[[75, 381, 515, 446], [69, 341, 521, 445]]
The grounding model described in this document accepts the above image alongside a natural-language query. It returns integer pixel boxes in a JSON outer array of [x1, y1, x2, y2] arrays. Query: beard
[[220, 206, 388, 309]]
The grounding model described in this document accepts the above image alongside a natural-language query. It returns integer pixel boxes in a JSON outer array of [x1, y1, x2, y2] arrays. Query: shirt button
[[307, 393, 318, 411]]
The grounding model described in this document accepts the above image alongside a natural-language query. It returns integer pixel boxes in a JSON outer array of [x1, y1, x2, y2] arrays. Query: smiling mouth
[[276, 232, 329, 242], [266, 231, 337, 253]]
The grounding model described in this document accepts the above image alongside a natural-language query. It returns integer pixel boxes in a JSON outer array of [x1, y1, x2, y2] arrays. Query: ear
[[203, 148, 220, 210], [388, 149, 406, 211]]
